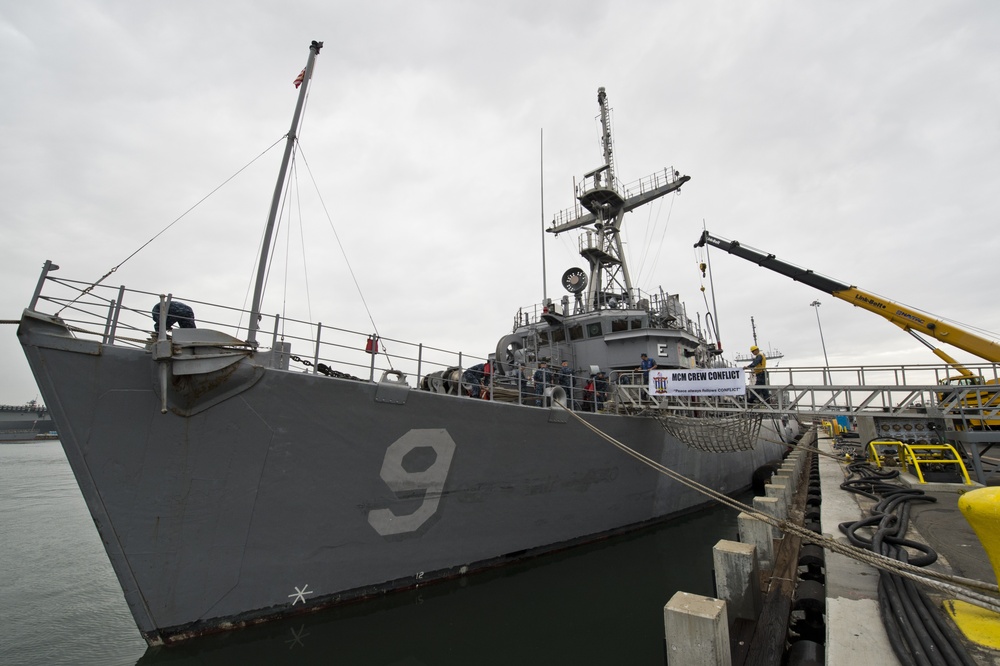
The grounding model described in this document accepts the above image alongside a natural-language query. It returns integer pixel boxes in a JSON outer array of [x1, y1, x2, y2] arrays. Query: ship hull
[[19, 314, 790, 644], [0, 408, 54, 441]]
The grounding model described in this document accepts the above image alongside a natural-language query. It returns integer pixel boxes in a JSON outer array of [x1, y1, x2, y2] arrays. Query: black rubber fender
[[793, 579, 826, 615], [785, 639, 824, 665], [798, 544, 825, 568]]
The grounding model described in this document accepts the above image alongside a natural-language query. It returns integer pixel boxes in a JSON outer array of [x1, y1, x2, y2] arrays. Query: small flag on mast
[[293, 69, 305, 89]]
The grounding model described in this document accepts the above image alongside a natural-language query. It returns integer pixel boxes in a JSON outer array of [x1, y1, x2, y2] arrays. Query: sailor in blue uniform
[[462, 363, 487, 398], [151, 301, 196, 332], [637, 353, 657, 383], [533, 361, 551, 406], [557, 360, 574, 403]]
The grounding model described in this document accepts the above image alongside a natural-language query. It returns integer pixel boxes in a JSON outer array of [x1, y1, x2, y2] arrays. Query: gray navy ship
[[0, 399, 55, 441], [17, 41, 794, 645]]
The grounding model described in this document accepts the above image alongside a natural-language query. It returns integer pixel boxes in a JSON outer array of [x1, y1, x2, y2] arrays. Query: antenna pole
[[540, 128, 547, 303], [247, 40, 323, 346]]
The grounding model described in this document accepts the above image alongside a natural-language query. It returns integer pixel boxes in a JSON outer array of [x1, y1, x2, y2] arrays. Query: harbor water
[[1, 439, 750, 666]]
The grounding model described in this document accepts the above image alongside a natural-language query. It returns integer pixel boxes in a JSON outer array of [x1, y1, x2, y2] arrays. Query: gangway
[[608, 362, 1000, 484]]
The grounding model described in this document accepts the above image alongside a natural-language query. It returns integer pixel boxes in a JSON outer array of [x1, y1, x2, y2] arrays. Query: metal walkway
[[626, 363, 1000, 485]]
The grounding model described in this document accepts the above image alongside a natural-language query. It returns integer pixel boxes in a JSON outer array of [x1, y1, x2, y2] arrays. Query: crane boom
[[694, 230, 1000, 365]]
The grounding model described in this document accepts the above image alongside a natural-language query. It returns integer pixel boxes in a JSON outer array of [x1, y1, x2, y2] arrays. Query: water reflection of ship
[[732, 316, 784, 364]]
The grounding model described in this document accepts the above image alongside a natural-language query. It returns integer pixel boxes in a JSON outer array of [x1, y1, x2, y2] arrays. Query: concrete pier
[[666, 424, 1000, 665], [819, 430, 1000, 666], [817, 431, 896, 665]]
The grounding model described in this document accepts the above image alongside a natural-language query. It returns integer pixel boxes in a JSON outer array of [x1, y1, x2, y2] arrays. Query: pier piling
[[738, 512, 774, 571], [712, 539, 762, 626], [664, 591, 732, 666]]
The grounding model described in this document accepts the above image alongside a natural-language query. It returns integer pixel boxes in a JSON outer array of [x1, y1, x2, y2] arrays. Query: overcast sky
[[2, 1, 999, 404]]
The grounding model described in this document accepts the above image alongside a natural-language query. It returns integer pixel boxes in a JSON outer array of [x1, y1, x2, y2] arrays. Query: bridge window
[[611, 318, 628, 332], [587, 322, 603, 337], [568, 325, 584, 341]]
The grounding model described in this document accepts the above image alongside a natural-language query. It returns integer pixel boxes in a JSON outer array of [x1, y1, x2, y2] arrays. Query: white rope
[[557, 405, 1000, 613]]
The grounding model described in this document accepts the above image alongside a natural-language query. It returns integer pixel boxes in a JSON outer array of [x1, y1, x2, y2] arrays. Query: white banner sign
[[649, 368, 746, 397]]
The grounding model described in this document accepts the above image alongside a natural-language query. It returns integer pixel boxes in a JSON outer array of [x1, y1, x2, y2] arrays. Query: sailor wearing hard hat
[[744, 345, 768, 402]]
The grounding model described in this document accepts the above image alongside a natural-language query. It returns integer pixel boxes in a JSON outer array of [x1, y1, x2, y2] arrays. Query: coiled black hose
[[838, 461, 977, 666]]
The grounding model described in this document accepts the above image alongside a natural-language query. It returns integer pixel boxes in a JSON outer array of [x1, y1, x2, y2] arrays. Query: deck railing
[[30, 273, 491, 390], [26, 270, 1000, 427]]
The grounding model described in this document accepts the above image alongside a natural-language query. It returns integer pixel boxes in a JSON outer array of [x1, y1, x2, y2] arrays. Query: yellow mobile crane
[[694, 231, 1000, 430], [694, 230, 1000, 368]]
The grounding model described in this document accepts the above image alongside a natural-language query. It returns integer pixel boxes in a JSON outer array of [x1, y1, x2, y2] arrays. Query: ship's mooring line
[[773, 433, 851, 463], [557, 404, 1000, 612]]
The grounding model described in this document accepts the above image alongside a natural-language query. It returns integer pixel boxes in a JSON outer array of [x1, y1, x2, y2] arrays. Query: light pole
[[810, 300, 831, 384]]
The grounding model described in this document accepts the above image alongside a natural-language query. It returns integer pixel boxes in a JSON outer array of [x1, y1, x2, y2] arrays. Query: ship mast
[[247, 40, 323, 346], [547, 88, 690, 311]]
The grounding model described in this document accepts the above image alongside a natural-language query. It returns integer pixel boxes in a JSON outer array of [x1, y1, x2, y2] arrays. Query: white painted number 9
[[367, 429, 456, 536]]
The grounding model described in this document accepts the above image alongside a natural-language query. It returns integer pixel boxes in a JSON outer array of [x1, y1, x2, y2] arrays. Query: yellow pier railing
[[866, 438, 973, 485]]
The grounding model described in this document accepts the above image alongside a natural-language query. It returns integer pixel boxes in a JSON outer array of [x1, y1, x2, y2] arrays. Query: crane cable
[[695, 236, 723, 349]]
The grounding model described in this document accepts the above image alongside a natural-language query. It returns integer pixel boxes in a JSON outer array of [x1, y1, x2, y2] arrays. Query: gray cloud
[[2, 1, 999, 403]]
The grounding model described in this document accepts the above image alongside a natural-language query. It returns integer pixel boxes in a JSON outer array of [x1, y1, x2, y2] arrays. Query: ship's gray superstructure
[[17, 43, 792, 645]]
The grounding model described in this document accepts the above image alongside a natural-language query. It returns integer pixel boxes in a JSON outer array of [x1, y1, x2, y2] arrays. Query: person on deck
[[582, 376, 596, 411], [463, 363, 487, 398], [481, 359, 493, 399], [517, 365, 532, 405], [533, 361, 551, 406], [636, 353, 657, 383], [151, 301, 196, 333], [594, 371, 609, 411], [558, 360, 574, 405], [582, 370, 610, 412], [744, 345, 768, 403]]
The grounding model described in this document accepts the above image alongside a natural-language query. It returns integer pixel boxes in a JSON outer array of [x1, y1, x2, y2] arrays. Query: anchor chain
[[290, 355, 363, 382]]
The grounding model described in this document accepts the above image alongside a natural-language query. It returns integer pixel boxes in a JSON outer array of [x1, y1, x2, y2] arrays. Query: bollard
[[713, 539, 762, 626], [958, 487, 1000, 582], [664, 591, 732, 666], [739, 512, 774, 571], [943, 486, 1000, 648]]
